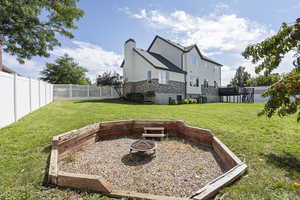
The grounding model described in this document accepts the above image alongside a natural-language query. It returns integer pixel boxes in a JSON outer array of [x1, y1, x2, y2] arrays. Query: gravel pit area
[[59, 137, 225, 198]]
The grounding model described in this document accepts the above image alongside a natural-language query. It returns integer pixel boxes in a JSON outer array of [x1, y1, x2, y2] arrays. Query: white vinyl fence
[[0, 71, 53, 129], [53, 84, 120, 100], [248, 86, 269, 102]]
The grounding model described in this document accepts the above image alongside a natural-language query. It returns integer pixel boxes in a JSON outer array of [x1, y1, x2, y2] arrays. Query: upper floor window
[[214, 81, 218, 88], [158, 70, 168, 84], [188, 55, 198, 66], [147, 70, 152, 82], [189, 76, 199, 87], [203, 79, 209, 88], [213, 66, 219, 73]]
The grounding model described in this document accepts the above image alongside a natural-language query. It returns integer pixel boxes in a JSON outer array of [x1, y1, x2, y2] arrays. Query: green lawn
[[0, 99, 299, 200]]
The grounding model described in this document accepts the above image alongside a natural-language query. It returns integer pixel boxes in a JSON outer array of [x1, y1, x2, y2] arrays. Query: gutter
[[181, 52, 187, 99]]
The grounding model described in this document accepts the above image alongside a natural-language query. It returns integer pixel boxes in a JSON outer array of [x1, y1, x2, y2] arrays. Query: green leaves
[[230, 66, 251, 87], [243, 21, 300, 121], [40, 54, 91, 85], [0, 0, 83, 63]]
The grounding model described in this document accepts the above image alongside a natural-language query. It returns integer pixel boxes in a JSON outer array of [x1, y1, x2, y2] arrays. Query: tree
[[0, 0, 83, 63], [96, 72, 123, 97], [246, 73, 281, 87], [230, 66, 251, 87], [242, 19, 300, 121], [40, 54, 91, 85]]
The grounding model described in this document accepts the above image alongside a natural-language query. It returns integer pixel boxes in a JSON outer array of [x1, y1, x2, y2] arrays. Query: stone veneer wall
[[124, 79, 185, 95]]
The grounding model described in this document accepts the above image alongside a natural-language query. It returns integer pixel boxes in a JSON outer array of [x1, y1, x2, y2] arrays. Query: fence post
[[69, 84, 72, 99], [13, 73, 17, 122], [38, 80, 41, 107], [99, 86, 102, 97], [110, 87, 113, 97], [29, 78, 32, 112], [87, 85, 89, 97], [44, 82, 47, 104]]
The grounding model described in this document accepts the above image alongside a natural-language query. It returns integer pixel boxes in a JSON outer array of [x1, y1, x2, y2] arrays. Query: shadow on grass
[[74, 98, 145, 105], [262, 152, 300, 179], [42, 152, 51, 186]]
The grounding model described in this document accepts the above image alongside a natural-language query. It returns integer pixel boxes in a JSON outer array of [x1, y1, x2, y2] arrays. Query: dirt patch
[[58, 137, 225, 198]]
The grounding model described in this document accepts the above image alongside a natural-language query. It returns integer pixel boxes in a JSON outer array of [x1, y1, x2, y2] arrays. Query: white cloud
[[129, 9, 273, 53], [3, 53, 43, 78], [126, 9, 279, 85], [2, 41, 123, 82], [221, 65, 235, 86], [52, 41, 123, 81]]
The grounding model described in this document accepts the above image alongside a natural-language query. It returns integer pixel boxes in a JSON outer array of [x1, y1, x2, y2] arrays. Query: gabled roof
[[133, 48, 185, 74], [148, 35, 223, 66]]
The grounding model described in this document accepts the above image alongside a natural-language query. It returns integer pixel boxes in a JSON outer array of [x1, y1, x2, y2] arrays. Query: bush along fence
[[0, 71, 53, 129], [53, 84, 120, 101]]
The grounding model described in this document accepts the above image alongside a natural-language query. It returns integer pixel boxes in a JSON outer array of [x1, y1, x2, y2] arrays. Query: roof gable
[[147, 35, 223, 66]]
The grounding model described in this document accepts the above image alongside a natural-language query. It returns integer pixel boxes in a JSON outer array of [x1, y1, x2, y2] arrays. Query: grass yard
[[0, 99, 299, 200]]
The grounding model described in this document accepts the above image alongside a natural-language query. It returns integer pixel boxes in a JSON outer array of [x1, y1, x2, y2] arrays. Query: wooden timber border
[[48, 120, 247, 200]]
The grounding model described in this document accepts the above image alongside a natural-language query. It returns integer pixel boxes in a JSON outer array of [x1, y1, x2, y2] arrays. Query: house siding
[[184, 47, 221, 96], [148, 37, 183, 69], [123, 36, 222, 104]]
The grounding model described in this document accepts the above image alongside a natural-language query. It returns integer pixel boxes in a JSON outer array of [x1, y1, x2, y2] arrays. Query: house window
[[158, 70, 168, 84], [214, 81, 218, 88], [204, 79, 209, 88], [147, 71, 152, 82], [176, 95, 182, 101], [190, 76, 199, 87], [213, 66, 219, 73], [188, 55, 198, 66], [196, 78, 199, 87]]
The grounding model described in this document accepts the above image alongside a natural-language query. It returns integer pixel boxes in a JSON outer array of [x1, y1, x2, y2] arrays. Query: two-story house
[[121, 35, 222, 104]]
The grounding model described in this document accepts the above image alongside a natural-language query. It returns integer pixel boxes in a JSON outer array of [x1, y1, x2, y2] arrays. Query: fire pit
[[129, 139, 156, 154]]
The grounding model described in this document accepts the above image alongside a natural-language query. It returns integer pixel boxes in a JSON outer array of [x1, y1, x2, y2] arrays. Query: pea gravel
[[59, 137, 225, 198]]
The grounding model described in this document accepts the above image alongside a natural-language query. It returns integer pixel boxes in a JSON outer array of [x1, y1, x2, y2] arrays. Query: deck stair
[[142, 127, 166, 138]]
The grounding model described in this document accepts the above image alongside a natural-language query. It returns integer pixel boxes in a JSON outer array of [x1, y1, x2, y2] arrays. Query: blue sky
[[4, 0, 300, 85]]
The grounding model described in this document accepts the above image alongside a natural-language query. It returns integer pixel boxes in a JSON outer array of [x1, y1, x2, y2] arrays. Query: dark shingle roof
[[134, 48, 185, 74], [148, 52, 185, 73]]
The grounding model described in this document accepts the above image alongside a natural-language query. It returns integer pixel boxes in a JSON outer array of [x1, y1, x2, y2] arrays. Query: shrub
[[183, 98, 197, 104], [178, 100, 185, 104], [126, 92, 144, 102], [169, 99, 178, 105], [144, 91, 155, 97], [191, 98, 198, 104], [183, 99, 189, 104]]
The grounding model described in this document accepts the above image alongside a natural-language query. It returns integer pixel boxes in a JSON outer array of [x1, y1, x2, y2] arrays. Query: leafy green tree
[[40, 54, 91, 85], [246, 73, 281, 87], [230, 66, 251, 87], [96, 72, 123, 96], [242, 20, 300, 121], [0, 0, 83, 63]]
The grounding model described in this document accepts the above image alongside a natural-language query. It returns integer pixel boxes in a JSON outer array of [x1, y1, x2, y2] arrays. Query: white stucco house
[[121, 35, 223, 104]]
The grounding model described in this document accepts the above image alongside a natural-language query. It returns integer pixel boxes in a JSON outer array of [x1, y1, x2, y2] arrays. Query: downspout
[[181, 52, 187, 99]]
